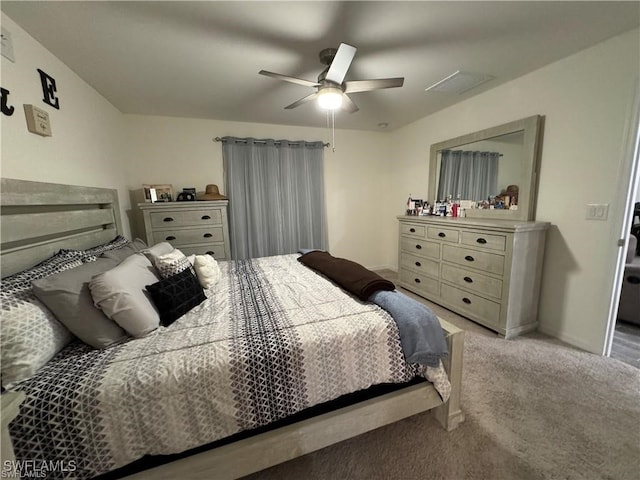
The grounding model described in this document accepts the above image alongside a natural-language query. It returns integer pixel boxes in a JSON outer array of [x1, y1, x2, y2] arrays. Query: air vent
[[425, 71, 494, 94]]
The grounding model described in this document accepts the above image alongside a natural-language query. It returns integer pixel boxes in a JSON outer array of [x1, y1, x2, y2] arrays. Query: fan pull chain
[[331, 109, 336, 152]]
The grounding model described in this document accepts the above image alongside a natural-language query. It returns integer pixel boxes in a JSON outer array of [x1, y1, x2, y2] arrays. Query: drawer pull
[[465, 255, 475, 262], [203, 233, 213, 238], [438, 232, 446, 238], [163, 217, 174, 222], [462, 297, 472, 304], [409, 227, 416, 233], [201, 215, 211, 220], [206, 251, 215, 256], [415, 261, 422, 267], [415, 244, 422, 250], [464, 276, 473, 283], [476, 238, 487, 244], [414, 278, 421, 284], [165, 236, 176, 241]]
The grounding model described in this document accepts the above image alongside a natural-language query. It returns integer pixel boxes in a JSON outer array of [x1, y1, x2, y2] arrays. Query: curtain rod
[[213, 137, 330, 148]]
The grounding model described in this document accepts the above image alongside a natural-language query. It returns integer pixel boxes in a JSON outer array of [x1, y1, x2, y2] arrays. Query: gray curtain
[[437, 150, 499, 202], [222, 137, 327, 260]]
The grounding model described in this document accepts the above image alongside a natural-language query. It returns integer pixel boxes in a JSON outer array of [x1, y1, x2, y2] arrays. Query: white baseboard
[[537, 324, 601, 355]]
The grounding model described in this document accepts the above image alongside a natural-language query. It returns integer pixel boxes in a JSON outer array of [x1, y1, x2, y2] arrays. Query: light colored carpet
[[243, 331, 640, 480]]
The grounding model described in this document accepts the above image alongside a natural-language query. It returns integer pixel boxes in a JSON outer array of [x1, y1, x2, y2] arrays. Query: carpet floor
[[243, 331, 640, 480]]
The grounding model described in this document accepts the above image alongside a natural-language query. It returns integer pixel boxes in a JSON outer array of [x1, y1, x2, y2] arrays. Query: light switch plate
[[1, 27, 15, 62], [585, 203, 609, 221]]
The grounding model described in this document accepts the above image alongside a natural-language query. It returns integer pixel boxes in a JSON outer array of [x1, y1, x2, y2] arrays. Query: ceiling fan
[[259, 43, 404, 113]]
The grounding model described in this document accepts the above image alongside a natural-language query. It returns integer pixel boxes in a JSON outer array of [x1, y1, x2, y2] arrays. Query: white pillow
[[193, 255, 222, 289], [89, 254, 161, 338]]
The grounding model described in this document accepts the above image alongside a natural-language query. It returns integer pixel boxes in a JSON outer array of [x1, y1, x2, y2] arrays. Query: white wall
[[389, 28, 640, 354], [121, 115, 393, 268], [0, 14, 131, 236]]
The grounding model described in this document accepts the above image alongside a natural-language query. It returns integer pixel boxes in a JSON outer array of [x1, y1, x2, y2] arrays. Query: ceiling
[[2, 1, 639, 131]]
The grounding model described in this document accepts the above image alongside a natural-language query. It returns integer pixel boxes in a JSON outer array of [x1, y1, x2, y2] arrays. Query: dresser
[[139, 201, 231, 260], [397, 216, 549, 338]]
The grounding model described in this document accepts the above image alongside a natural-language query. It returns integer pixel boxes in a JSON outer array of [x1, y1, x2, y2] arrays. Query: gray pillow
[[101, 238, 148, 263], [89, 254, 161, 338], [32, 258, 130, 349]]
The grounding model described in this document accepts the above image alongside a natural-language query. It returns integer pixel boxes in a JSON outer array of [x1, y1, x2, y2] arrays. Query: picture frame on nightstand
[[143, 184, 174, 202]]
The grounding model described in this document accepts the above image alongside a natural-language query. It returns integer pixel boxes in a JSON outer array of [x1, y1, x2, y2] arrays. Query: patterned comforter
[[9, 254, 449, 479]]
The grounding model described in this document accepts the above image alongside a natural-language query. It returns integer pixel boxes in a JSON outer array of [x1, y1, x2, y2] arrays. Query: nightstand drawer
[[427, 226, 459, 243], [441, 284, 500, 327], [441, 263, 503, 299], [400, 252, 439, 278], [400, 223, 426, 238], [153, 226, 224, 245], [442, 245, 505, 275], [400, 270, 439, 296], [150, 209, 222, 228], [400, 237, 440, 259], [460, 231, 507, 252], [180, 244, 227, 260]]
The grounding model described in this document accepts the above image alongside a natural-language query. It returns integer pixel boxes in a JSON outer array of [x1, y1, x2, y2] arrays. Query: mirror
[[428, 115, 544, 221]]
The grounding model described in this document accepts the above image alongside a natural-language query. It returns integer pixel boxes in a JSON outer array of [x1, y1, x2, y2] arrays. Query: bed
[[0, 178, 464, 480]]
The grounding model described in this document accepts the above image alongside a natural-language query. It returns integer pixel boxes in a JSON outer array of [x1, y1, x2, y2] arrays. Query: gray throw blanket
[[368, 290, 448, 367]]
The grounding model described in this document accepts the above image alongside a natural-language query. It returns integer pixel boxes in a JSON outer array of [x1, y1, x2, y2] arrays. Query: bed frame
[[0, 178, 464, 480]]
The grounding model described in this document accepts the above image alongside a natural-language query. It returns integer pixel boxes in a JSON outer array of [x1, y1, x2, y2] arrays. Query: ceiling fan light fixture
[[317, 87, 343, 110]]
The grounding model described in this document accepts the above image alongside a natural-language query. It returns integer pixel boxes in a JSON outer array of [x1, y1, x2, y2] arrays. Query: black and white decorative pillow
[[154, 249, 192, 279], [146, 268, 206, 326], [1, 251, 83, 386], [61, 235, 131, 263]]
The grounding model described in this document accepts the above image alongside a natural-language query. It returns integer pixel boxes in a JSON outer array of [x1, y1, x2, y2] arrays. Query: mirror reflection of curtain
[[437, 150, 499, 202], [222, 137, 327, 260]]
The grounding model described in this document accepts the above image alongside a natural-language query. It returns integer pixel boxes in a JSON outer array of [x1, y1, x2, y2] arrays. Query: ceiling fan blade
[[344, 77, 405, 93], [325, 43, 357, 84], [259, 70, 319, 88], [285, 92, 319, 110], [341, 94, 359, 113]]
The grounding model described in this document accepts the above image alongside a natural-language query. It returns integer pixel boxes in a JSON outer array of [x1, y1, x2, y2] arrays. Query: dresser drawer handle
[[464, 276, 473, 283], [201, 215, 211, 220], [462, 297, 471, 304], [409, 227, 416, 233], [203, 233, 213, 238], [476, 238, 487, 244], [206, 251, 215, 256], [163, 217, 174, 222], [464, 255, 475, 262], [165, 236, 176, 241], [415, 244, 422, 250], [438, 232, 446, 238], [414, 278, 421, 284], [415, 261, 422, 267]]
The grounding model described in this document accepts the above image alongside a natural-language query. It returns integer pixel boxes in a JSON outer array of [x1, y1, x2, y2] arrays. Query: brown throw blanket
[[298, 251, 395, 301]]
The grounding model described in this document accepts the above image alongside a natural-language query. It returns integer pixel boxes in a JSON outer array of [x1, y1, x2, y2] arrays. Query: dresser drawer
[[400, 270, 439, 297], [400, 237, 440, 259], [441, 263, 503, 299], [400, 252, 439, 278], [179, 243, 227, 260], [153, 226, 224, 245], [427, 226, 459, 243], [441, 284, 501, 327], [400, 223, 426, 238], [461, 231, 507, 252], [442, 245, 505, 275], [150, 209, 222, 228]]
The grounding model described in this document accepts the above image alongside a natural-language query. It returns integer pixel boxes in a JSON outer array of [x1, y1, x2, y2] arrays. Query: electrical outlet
[[1, 27, 15, 63], [585, 203, 609, 221]]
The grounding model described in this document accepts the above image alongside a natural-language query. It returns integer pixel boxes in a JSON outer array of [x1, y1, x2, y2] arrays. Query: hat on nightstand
[[198, 184, 227, 200]]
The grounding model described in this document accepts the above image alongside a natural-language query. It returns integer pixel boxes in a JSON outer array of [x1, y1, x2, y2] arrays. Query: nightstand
[[139, 201, 231, 259], [1, 391, 25, 470]]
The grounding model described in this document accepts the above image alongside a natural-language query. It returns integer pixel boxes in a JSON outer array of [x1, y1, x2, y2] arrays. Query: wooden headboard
[[1, 178, 122, 277]]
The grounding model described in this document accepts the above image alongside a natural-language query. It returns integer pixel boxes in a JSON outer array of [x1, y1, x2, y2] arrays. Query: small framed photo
[[143, 184, 174, 202]]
